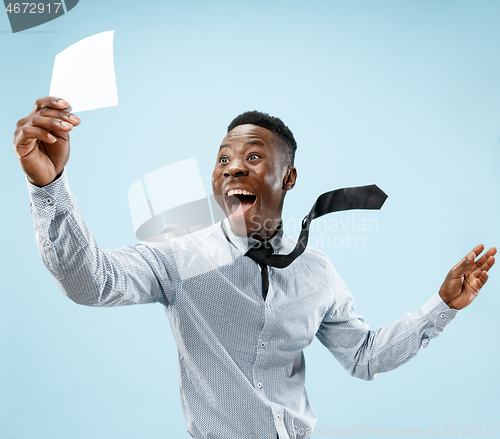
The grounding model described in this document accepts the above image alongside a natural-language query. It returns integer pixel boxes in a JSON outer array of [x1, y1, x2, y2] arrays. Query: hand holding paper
[[12, 31, 119, 186], [13, 97, 80, 187]]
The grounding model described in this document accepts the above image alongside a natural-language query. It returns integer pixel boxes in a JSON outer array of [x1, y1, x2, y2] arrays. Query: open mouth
[[225, 189, 257, 216]]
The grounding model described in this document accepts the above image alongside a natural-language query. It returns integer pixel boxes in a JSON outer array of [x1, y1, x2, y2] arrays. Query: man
[[13, 97, 496, 439]]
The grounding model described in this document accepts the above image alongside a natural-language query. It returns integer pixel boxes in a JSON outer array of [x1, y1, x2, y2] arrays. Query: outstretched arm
[[15, 97, 178, 307], [27, 170, 177, 307], [316, 245, 496, 381]]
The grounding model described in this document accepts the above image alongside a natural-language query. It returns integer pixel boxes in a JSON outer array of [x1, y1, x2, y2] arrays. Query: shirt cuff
[[419, 292, 460, 342], [27, 169, 75, 222]]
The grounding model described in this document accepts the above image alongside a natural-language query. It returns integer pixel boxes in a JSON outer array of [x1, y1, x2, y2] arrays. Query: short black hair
[[227, 110, 297, 166]]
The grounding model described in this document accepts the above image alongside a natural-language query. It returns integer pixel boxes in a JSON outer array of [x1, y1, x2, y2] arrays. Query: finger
[[49, 128, 70, 142], [16, 126, 57, 147], [33, 96, 70, 113], [449, 250, 476, 279], [475, 255, 495, 275], [472, 247, 497, 271], [30, 114, 75, 134], [470, 244, 485, 258], [477, 270, 489, 290], [39, 107, 81, 126], [16, 116, 28, 129], [468, 269, 489, 293]]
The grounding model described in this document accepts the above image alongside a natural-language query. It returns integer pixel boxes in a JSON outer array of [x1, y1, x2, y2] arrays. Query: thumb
[[449, 251, 475, 279]]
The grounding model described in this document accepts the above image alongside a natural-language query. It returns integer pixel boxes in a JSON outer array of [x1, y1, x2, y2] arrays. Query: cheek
[[266, 167, 285, 190], [211, 172, 219, 194], [262, 171, 285, 200]]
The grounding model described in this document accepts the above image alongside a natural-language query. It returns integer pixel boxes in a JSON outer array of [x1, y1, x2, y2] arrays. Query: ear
[[282, 166, 297, 191]]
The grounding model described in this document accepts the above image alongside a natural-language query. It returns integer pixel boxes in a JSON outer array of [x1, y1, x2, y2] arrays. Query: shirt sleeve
[[315, 264, 459, 381], [27, 170, 178, 307]]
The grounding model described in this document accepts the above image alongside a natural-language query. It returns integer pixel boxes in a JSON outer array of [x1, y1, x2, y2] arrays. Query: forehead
[[219, 124, 276, 151]]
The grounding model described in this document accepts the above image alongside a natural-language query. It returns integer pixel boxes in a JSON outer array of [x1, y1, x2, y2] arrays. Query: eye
[[248, 153, 260, 161], [219, 156, 229, 164]]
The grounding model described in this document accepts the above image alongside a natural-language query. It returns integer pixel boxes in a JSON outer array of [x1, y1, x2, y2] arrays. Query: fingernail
[[47, 134, 57, 142], [468, 252, 474, 261], [69, 115, 81, 123], [57, 99, 69, 107], [60, 121, 72, 128]]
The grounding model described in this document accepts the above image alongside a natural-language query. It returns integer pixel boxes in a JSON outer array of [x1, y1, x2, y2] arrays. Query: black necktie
[[246, 240, 274, 300], [245, 184, 388, 299]]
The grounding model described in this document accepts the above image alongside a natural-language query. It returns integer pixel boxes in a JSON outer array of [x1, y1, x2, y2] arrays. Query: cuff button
[[440, 313, 446, 318]]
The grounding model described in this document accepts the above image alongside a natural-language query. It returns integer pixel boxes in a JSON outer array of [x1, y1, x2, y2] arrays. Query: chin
[[226, 211, 258, 237]]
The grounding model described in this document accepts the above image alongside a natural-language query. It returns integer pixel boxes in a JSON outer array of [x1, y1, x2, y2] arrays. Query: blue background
[[1, 1, 499, 437]]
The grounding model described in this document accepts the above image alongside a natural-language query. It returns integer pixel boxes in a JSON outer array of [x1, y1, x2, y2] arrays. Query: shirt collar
[[221, 218, 284, 255]]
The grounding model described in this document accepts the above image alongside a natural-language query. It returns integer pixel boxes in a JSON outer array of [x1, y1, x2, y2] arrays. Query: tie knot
[[257, 240, 274, 252], [245, 240, 274, 264]]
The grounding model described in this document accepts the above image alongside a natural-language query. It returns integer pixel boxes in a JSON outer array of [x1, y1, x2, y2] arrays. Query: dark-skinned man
[[13, 97, 497, 439]]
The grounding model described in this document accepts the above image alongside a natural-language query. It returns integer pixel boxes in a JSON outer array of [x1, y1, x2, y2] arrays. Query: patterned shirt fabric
[[27, 170, 459, 439]]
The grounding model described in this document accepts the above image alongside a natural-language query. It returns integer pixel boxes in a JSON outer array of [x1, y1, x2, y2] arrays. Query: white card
[[49, 30, 118, 113]]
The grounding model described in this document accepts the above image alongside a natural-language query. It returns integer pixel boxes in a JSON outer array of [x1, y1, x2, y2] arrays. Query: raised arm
[[316, 247, 495, 381], [14, 97, 178, 307]]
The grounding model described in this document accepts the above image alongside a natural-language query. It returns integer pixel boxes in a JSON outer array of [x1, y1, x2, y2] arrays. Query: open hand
[[439, 244, 496, 310]]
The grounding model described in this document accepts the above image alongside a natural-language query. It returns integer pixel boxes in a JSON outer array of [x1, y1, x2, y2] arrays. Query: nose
[[224, 158, 249, 178]]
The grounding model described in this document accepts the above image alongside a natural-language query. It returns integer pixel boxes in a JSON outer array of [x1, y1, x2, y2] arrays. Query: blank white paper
[[49, 30, 118, 113]]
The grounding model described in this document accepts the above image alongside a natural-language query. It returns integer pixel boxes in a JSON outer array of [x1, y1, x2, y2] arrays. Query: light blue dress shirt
[[27, 170, 459, 439]]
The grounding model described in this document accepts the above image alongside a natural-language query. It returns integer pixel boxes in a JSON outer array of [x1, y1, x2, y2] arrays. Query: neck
[[226, 214, 283, 241], [249, 218, 282, 242]]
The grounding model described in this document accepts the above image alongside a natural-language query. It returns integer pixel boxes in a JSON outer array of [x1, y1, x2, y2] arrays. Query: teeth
[[227, 189, 254, 196]]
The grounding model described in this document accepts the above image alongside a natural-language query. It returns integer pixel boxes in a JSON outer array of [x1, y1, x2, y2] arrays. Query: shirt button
[[440, 313, 446, 319], [422, 339, 429, 347], [45, 197, 54, 205], [260, 342, 266, 348], [257, 383, 262, 388], [277, 414, 281, 420], [266, 303, 271, 309]]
